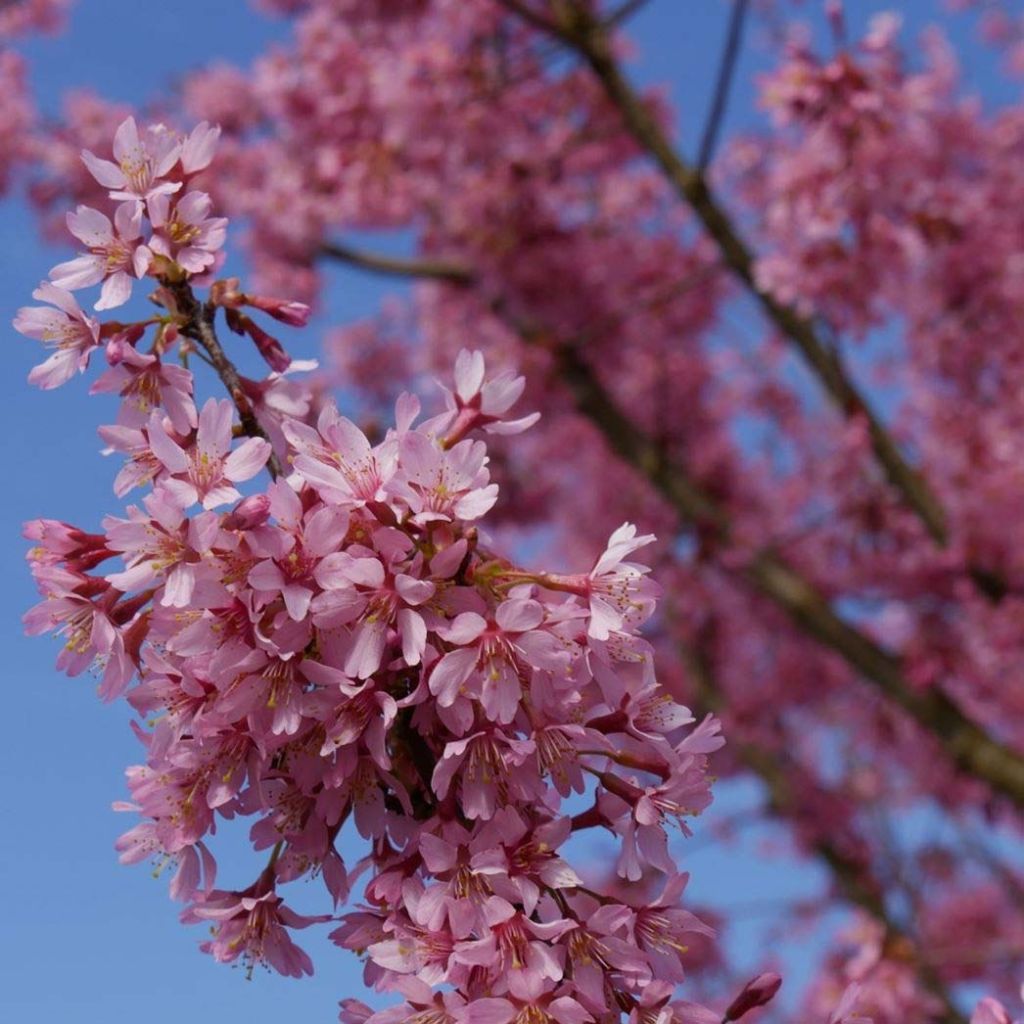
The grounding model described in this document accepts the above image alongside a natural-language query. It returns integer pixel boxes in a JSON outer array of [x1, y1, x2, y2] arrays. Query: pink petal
[[224, 437, 271, 482]]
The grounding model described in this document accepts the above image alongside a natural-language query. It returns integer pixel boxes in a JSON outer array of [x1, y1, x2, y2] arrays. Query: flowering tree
[[10, 1, 1024, 1023]]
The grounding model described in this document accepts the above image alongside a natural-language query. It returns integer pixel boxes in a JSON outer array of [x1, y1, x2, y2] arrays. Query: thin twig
[[320, 241, 474, 286], [697, 0, 750, 172], [501, 1, 950, 549], [604, 0, 652, 28], [165, 277, 283, 478]]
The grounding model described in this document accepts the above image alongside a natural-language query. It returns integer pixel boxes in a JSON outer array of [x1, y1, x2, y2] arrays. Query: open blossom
[[91, 341, 197, 434], [440, 349, 540, 443], [247, 479, 349, 620], [429, 596, 569, 725], [48, 201, 150, 309], [543, 523, 659, 642], [14, 281, 101, 388], [284, 404, 398, 506], [312, 529, 435, 677], [184, 882, 327, 978], [147, 190, 227, 274], [22, 567, 136, 700], [103, 489, 222, 608], [148, 398, 270, 510], [391, 432, 498, 525], [81, 116, 181, 201]]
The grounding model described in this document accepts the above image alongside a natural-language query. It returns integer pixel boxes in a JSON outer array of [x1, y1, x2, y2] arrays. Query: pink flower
[[48, 201, 150, 309], [440, 349, 540, 445], [147, 190, 228, 275], [185, 881, 328, 978], [560, 896, 648, 1008], [148, 398, 271, 509], [98, 421, 166, 497], [247, 480, 350, 620], [545, 524, 658, 641], [432, 731, 539, 820], [312, 531, 434, 678], [391, 433, 498, 525], [103, 489, 222, 608], [91, 340, 196, 434], [284, 404, 398, 507], [81, 116, 181, 201], [429, 597, 569, 726], [14, 281, 101, 389], [301, 661, 398, 765], [600, 765, 716, 881], [452, 895, 571, 1000], [632, 874, 715, 983], [22, 568, 135, 699]]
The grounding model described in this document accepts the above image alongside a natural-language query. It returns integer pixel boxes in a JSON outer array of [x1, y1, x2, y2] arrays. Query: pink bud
[[241, 314, 292, 372], [724, 973, 783, 1021], [104, 324, 148, 363], [245, 293, 311, 327], [222, 494, 271, 530], [339, 1000, 373, 1024]]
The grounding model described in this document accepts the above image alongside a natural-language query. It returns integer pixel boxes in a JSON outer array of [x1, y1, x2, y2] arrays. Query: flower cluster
[[19, 119, 731, 1024]]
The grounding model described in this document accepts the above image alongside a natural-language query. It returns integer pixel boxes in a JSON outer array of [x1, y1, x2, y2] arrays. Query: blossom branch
[[320, 241, 475, 285], [681, 638, 968, 1024], [549, 337, 1024, 808], [317, 243, 1024, 808], [163, 274, 283, 479], [499, 0, 951, 549]]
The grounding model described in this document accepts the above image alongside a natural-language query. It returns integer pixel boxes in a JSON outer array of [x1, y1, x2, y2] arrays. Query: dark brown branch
[[320, 241, 475, 286], [697, 0, 750, 173], [165, 277, 282, 479], [504, 2, 949, 547], [683, 641, 967, 1024], [550, 340, 1024, 807]]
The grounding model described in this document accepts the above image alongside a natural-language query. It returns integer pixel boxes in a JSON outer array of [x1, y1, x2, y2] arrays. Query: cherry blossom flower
[[90, 342, 197, 434], [147, 190, 227, 275], [184, 882, 327, 978], [148, 398, 270, 510], [81, 115, 180, 201], [284, 404, 398, 507], [48, 201, 150, 309], [439, 349, 540, 445], [14, 281, 100, 388], [391, 433, 498, 525]]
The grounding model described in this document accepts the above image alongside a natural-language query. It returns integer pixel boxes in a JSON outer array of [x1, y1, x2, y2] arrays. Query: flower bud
[[222, 494, 271, 531], [724, 973, 783, 1021]]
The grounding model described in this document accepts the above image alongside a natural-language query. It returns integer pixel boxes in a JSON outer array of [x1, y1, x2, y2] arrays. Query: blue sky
[[0, 2, 1009, 1021]]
